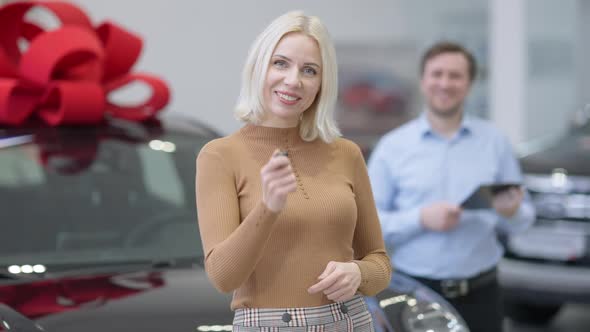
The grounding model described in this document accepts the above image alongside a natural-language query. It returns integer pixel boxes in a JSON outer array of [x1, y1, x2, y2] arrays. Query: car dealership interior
[[1, 1, 589, 332]]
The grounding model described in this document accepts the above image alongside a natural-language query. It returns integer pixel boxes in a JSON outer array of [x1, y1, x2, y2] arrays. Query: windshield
[[0, 122, 210, 268]]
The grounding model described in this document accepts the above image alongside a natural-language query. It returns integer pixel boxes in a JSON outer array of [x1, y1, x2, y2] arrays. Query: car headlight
[[532, 192, 590, 219], [371, 273, 470, 332], [524, 171, 590, 195], [401, 300, 467, 332], [525, 173, 590, 220]]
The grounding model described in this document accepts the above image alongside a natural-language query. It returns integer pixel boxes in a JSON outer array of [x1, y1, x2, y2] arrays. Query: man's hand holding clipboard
[[461, 183, 524, 218]]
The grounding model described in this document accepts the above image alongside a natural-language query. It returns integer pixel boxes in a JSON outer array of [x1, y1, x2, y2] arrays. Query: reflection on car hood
[[0, 265, 234, 332], [369, 273, 469, 332], [519, 131, 590, 176]]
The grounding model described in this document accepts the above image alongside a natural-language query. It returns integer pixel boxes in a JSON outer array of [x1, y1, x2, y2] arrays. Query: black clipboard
[[461, 183, 521, 209]]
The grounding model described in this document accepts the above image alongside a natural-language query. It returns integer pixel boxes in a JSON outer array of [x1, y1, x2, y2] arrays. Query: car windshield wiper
[[0, 271, 39, 280]]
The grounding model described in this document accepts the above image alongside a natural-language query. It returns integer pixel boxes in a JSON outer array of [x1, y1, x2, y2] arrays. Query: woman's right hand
[[261, 150, 297, 212]]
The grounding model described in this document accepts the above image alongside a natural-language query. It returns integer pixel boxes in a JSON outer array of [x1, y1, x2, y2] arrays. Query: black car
[[499, 115, 590, 324], [0, 116, 469, 332]]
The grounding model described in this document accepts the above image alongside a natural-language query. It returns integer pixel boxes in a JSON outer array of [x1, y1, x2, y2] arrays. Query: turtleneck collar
[[239, 123, 304, 147]]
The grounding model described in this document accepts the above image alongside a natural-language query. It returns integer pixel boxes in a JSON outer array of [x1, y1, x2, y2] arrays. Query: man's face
[[420, 52, 472, 117]]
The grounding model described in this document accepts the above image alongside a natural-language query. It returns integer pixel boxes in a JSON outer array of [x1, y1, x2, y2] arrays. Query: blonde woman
[[196, 11, 391, 331]]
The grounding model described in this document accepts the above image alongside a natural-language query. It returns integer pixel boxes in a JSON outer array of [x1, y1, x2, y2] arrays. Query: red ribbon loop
[[0, 1, 92, 67], [19, 26, 104, 86], [38, 81, 105, 125], [96, 21, 143, 83], [104, 73, 170, 121], [0, 79, 41, 124]]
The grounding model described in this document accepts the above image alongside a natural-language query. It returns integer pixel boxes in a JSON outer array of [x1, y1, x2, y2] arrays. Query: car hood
[[0, 267, 472, 332], [519, 130, 590, 176], [0, 265, 234, 332]]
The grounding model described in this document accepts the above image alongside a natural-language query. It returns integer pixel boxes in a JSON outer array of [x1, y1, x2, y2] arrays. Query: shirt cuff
[[406, 207, 425, 233]]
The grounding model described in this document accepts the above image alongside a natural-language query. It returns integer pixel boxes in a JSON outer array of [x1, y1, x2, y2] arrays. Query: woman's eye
[[303, 67, 317, 76], [273, 60, 287, 68]]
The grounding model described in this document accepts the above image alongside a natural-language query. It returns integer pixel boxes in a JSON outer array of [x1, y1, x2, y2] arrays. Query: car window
[[0, 144, 45, 187], [138, 146, 184, 207], [0, 127, 208, 268]]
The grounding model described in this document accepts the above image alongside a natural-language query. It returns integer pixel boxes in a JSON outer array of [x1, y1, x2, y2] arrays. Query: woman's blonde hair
[[234, 11, 340, 143]]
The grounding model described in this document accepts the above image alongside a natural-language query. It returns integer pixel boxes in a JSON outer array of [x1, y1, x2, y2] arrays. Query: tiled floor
[[506, 304, 590, 332]]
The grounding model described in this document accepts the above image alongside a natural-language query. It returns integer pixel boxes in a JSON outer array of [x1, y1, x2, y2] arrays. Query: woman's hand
[[261, 150, 297, 212], [307, 261, 361, 302]]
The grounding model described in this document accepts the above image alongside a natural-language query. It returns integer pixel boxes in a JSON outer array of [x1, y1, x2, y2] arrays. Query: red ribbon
[[0, 0, 170, 126]]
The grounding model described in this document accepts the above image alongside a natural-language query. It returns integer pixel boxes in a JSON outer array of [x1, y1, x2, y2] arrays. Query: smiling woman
[[234, 11, 340, 143], [196, 10, 392, 332]]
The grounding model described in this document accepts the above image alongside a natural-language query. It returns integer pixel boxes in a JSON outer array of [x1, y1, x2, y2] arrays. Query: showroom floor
[[506, 304, 590, 332]]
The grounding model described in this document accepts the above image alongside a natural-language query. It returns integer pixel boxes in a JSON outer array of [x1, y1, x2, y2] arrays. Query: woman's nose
[[284, 68, 302, 88]]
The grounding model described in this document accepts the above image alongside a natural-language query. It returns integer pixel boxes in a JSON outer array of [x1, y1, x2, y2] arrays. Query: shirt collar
[[417, 110, 473, 140]]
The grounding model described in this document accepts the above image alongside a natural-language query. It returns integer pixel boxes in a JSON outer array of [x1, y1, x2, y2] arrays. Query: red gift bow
[[0, 0, 170, 126]]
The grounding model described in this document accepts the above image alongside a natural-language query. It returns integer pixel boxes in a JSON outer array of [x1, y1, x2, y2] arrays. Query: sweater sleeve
[[195, 145, 280, 293], [350, 147, 393, 296]]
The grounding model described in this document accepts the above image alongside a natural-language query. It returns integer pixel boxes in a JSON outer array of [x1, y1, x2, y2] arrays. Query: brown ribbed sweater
[[195, 124, 392, 309]]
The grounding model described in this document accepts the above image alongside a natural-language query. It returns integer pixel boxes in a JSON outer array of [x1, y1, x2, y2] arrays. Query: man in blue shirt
[[367, 41, 535, 332]]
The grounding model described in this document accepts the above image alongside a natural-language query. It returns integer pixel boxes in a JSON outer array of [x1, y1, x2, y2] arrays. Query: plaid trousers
[[233, 295, 374, 332]]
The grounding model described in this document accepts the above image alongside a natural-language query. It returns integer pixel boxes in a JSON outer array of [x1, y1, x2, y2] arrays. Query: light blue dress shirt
[[367, 113, 535, 279]]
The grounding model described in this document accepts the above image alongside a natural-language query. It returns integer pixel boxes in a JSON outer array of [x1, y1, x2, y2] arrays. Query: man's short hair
[[234, 11, 340, 143], [420, 41, 477, 82]]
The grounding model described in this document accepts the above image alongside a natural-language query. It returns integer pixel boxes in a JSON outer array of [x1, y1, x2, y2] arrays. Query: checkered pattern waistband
[[233, 295, 370, 328]]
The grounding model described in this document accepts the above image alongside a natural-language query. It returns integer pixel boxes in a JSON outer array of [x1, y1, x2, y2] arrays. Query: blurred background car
[[0, 116, 469, 332], [499, 112, 590, 325], [0, 303, 45, 332]]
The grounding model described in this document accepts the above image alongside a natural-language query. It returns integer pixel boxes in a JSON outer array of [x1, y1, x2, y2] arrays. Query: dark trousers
[[411, 273, 504, 332]]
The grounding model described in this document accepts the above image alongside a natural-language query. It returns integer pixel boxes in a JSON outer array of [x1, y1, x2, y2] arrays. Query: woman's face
[[261, 32, 322, 128]]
